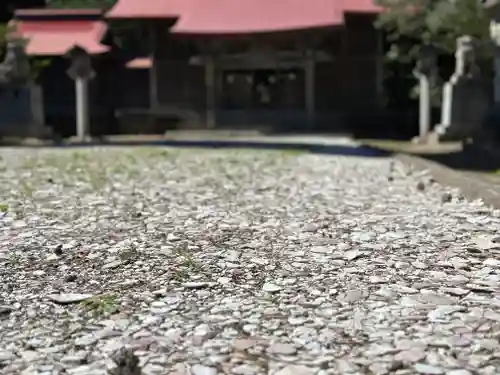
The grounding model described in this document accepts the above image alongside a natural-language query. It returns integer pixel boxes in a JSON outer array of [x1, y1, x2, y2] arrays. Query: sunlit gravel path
[[0, 147, 499, 375]]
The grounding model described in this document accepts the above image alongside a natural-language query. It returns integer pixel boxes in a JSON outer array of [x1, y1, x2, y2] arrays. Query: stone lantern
[[0, 38, 30, 85]]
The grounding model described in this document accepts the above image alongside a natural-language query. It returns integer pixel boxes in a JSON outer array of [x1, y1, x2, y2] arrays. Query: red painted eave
[[107, 0, 381, 34], [12, 9, 109, 56]]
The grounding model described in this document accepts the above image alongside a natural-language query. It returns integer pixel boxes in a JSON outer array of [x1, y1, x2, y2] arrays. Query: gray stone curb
[[394, 153, 500, 209]]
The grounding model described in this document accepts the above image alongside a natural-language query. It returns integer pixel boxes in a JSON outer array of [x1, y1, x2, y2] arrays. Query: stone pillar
[[412, 45, 436, 143], [67, 47, 94, 142], [75, 78, 90, 140], [418, 75, 431, 140]]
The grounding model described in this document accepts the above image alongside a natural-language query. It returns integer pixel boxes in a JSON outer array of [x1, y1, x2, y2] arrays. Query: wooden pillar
[[495, 46, 500, 104], [304, 50, 315, 130], [375, 29, 384, 105], [149, 25, 159, 110], [418, 74, 431, 139], [340, 23, 349, 111], [29, 83, 45, 137], [205, 55, 216, 128]]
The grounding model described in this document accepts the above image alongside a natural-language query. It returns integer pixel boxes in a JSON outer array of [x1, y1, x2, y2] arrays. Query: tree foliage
[[376, 0, 491, 62], [46, 0, 117, 10], [0, 23, 7, 55]]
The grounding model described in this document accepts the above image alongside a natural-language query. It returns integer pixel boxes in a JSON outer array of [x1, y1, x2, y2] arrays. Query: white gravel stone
[[190, 364, 217, 375], [446, 370, 473, 375], [274, 365, 317, 375], [268, 342, 297, 355], [414, 363, 444, 374], [0, 146, 497, 374], [262, 282, 282, 293], [47, 293, 93, 304]]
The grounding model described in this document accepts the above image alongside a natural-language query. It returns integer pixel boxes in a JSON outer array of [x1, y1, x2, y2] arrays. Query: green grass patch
[[81, 294, 120, 317]]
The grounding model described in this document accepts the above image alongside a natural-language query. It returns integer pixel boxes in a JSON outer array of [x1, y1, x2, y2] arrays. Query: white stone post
[[75, 77, 89, 141], [67, 47, 94, 142], [418, 74, 431, 140], [413, 45, 436, 143]]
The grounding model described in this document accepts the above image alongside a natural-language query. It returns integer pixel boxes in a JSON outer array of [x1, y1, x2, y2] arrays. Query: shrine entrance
[[220, 68, 305, 110]]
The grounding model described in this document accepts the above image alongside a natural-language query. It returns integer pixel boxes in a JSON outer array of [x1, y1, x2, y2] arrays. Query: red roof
[[343, 0, 382, 13], [107, 0, 381, 34], [107, 0, 186, 19], [13, 9, 109, 56]]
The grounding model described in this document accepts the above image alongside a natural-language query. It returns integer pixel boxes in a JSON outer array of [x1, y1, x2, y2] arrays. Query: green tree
[[376, 0, 491, 62], [46, 0, 117, 10], [0, 24, 7, 56], [376, 0, 492, 106]]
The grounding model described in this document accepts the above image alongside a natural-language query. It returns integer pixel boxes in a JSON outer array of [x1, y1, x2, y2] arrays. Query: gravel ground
[[0, 147, 500, 375]]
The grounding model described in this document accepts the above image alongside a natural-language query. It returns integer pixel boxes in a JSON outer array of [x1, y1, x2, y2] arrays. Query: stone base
[[433, 123, 470, 142], [67, 135, 94, 144], [411, 131, 440, 145]]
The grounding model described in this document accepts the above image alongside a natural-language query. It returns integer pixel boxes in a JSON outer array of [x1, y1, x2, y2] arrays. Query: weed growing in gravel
[[119, 244, 139, 262], [10, 204, 24, 219], [8, 252, 19, 265], [111, 163, 130, 176], [172, 243, 203, 281], [172, 268, 191, 282], [86, 168, 108, 191], [81, 294, 120, 317], [0, 203, 9, 213], [19, 179, 35, 199]]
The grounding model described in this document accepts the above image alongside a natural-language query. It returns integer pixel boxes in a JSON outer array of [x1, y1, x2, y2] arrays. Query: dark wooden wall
[[150, 15, 382, 132]]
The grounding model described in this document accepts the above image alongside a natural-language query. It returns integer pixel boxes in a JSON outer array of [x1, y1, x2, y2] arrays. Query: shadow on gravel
[[2, 139, 393, 158], [359, 139, 500, 173], [414, 148, 500, 173]]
